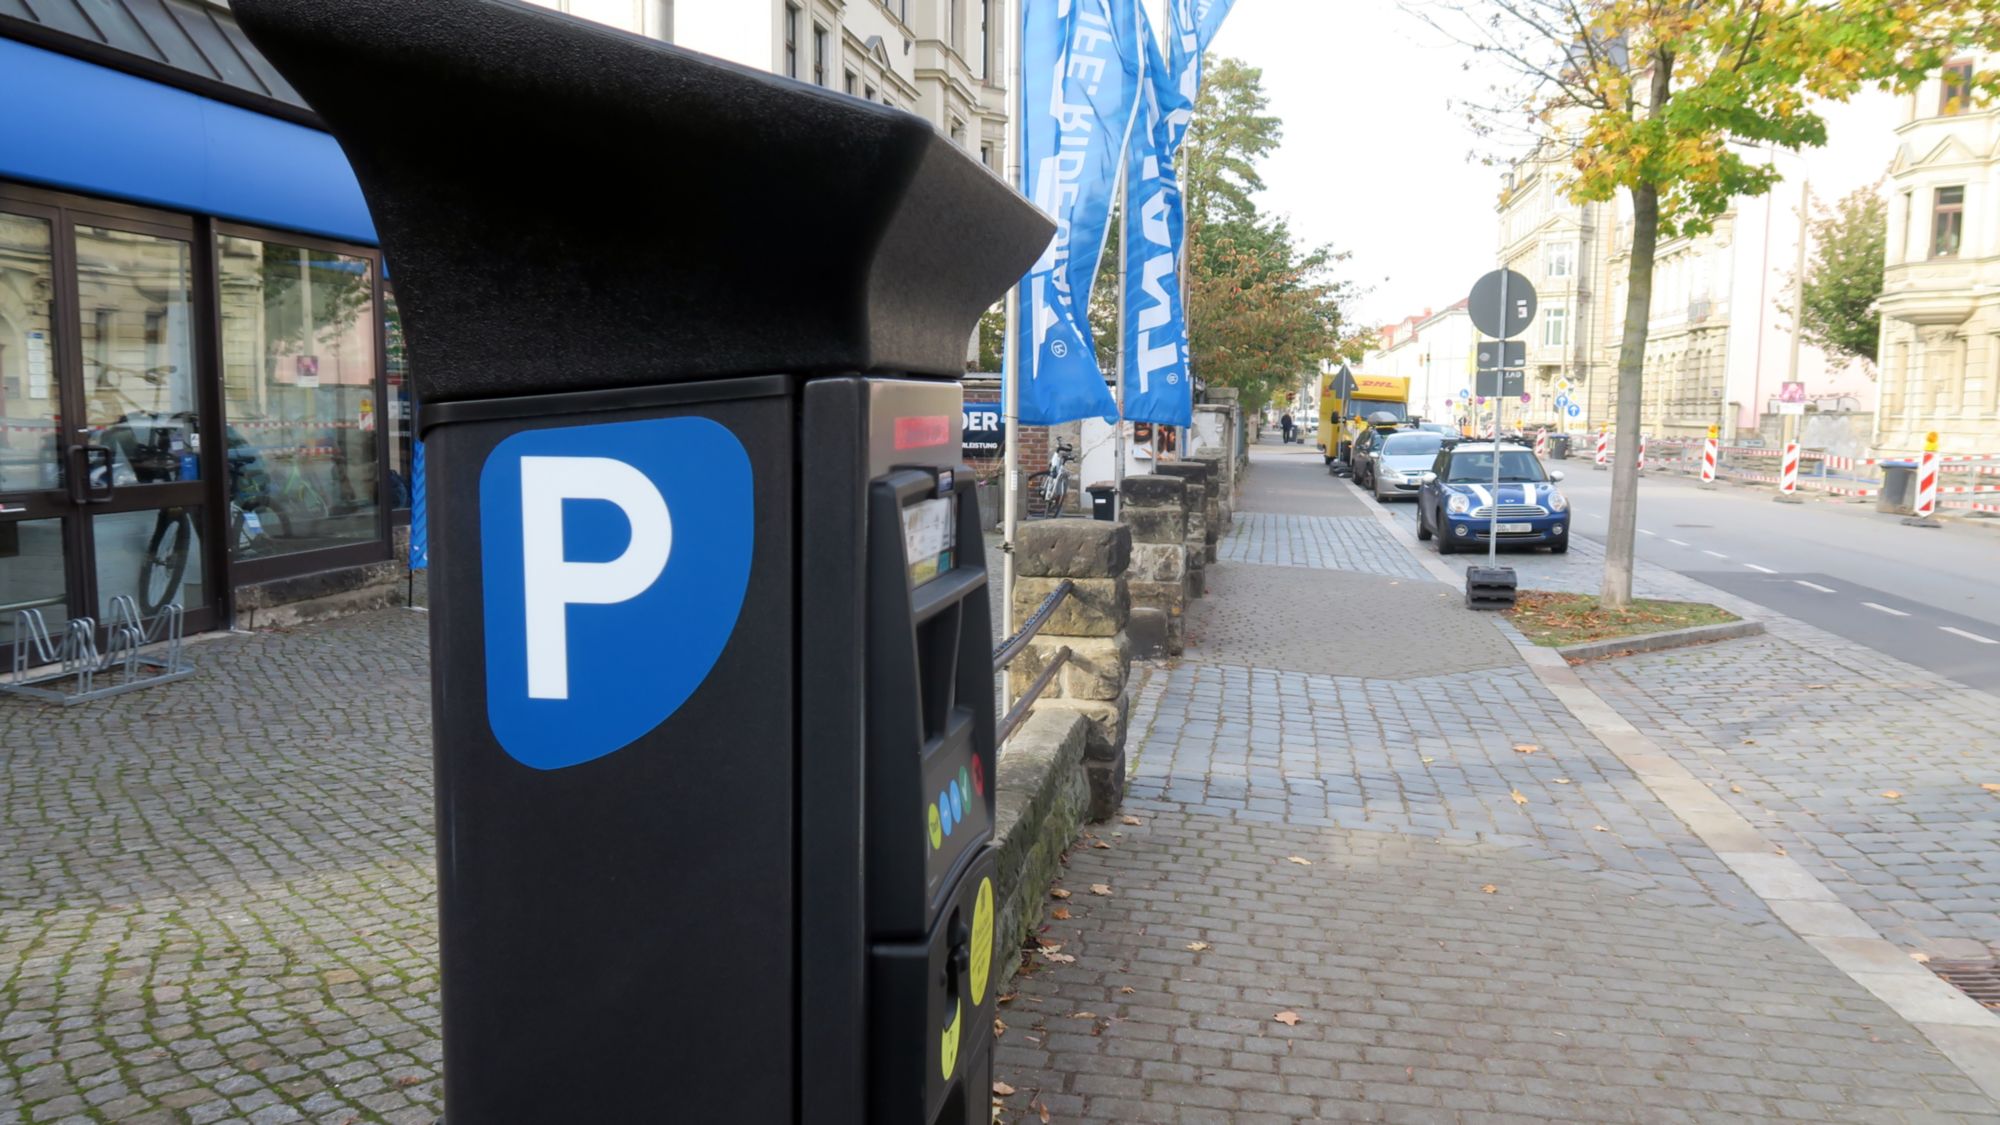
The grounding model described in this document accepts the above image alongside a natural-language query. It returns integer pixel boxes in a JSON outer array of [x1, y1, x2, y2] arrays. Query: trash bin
[[1549, 434, 1573, 460], [1879, 460, 1918, 514], [1087, 482, 1118, 520]]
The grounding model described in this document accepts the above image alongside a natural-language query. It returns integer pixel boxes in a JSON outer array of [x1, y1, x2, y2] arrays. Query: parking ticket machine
[[233, 2, 1052, 1121]]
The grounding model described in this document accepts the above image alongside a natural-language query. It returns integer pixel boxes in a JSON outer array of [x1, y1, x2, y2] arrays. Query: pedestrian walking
[[1281, 412, 1295, 443]]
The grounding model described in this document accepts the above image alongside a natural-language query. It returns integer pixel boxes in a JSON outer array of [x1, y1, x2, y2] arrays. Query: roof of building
[[0, 0, 314, 124]]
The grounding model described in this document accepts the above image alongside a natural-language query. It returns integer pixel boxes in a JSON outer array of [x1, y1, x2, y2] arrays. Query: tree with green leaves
[[1415, 0, 2000, 608], [1795, 184, 1887, 368]]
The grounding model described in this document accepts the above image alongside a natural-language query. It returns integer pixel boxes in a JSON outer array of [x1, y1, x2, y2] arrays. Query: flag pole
[[1000, 0, 1025, 639], [1114, 170, 1129, 507]]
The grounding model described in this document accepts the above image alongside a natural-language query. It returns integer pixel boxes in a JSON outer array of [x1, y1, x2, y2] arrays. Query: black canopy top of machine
[[231, 0, 1055, 408]]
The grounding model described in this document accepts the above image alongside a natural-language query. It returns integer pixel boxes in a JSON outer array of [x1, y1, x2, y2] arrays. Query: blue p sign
[[480, 416, 754, 769]]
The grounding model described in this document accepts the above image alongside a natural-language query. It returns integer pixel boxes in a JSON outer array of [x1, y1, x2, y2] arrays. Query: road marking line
[[1795, 580, 1838, 593], [1862, 602, 1910, 617], [1668, 538, 1690, 547], [1639, 529, 1656, 536], [1744, 564, 1777, 574], [1941, 626, 2000, 645], [1703, 550, 1729, 559]]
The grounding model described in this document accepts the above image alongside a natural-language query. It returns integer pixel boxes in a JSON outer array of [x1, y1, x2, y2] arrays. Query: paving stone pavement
[[1581, 632, 2000, 959], [1217, 513, 1429, 580], [994, 806, 2000, 1125], [1, 612, 440, 1125], [1184, 565, 1518, 678], [995, 439, 2000, 1122]]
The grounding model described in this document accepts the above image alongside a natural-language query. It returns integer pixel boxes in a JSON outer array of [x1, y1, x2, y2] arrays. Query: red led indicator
[[894, 415, 952, 450], [971, 754, 986, 797]]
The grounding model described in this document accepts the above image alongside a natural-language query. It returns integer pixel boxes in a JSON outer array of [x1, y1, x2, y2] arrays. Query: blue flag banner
[[1015, 0, 1142, 426], [1120, 9, 1193, 427], [409, 438, 428, 571], [1194, 0, 1236, 49]]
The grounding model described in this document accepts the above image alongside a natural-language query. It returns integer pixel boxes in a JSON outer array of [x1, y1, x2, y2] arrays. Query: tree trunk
[[1603, 181, 1659, 610]]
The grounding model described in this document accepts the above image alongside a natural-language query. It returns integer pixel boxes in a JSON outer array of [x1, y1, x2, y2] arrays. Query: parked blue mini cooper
[[1416, 441, 1571, 554]]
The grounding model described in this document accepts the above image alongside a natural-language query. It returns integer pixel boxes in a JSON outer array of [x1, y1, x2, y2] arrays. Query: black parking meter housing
[[233, 1, 1053, 1122]]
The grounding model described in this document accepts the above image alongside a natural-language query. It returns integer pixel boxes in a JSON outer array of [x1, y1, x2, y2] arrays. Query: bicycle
[[1026, 440, 1075, 518], [136, 435, 283, 615]]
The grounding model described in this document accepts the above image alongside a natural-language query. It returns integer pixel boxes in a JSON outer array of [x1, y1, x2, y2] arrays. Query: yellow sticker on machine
[[939, 998, 962, 1081], [970, 877, 995, 1007]]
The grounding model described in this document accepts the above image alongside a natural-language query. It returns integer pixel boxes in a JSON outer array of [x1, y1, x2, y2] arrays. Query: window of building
[[216, 234, 381, 561], [784, 4, 800, 78], [1942, 59, 1975, 116], [1933, 185, 1965, 258], [980, 143, 993, 168], [845, 69, 858, 95], [865, 83, 877, 102], [950, 119, 966, 146], [1543, 307, 1569, 347], [979, 0, 992, 79], [813, 24, 827, 85], [1545, 241, 1574, 278], [948, 0, 960, 51]]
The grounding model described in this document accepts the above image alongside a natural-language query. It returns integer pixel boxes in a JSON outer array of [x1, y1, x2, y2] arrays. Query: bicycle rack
[[4, 596, 194, 705]]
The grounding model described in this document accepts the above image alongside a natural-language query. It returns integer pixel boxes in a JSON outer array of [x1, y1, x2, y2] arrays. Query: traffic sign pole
[[1489, 268, 1505, 567]]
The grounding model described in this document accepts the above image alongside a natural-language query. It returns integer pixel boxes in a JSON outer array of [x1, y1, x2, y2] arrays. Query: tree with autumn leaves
[[1418, 0, 2000, 608]]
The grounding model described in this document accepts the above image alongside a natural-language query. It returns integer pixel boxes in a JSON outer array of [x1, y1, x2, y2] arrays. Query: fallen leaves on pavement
[[1480, 884, 1498, 894], [1286, 856, 1313, 866], [1982, 783, 2000, 793], [993, 1082, 1016, 1096], [1554, 778, 1571, 785], [1120, 815, 1144, 825], [1185, 941, 1210, 952], [1911, 952, 1932, 963], [1051, 907, 1071, 920], [1513, 744, 1539, 754], [1050, 888, 1071, 900], [1090, 840, 1112, 850], [1510, 789, 1529, 805], [1090, 883, 1114, 896], [1592, 825, 1609, 832], [1273, 1011, 1302, 1026], [1882, 790, 1902, 800]]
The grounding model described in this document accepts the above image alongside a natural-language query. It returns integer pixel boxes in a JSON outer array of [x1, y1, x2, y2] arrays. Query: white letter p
[[520, 456, 672, 700]]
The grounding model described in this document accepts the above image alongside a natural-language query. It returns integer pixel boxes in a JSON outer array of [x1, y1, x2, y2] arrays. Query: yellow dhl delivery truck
[[1317, 367, 1412, 469]]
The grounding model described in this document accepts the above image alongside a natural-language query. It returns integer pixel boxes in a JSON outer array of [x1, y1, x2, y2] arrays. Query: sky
[[1200, 2, 1526, 329]]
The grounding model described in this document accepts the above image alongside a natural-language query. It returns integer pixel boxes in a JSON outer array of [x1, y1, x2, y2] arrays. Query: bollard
[[1594, 428, 1609, 470], [1534, 428, 1549, 459], [1700, 425, 1718, 489], [1637, 433, 1648, 472], [1904, 431, 1944, 527], [1776, 441, 1804, 504], [231, 1, 1053, 1121]]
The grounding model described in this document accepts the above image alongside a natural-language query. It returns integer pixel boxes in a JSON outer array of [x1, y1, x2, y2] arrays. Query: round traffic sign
[[1458, 388, 1471, 400], [1567, 402, 1582, 418], [1475, 396, 1486, 405], [1520, 394, 1531, 404], [1468, 268, 1539, 339]]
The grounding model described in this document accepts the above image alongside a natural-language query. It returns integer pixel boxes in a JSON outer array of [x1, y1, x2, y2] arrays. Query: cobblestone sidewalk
[[994, 440, 2000, 1123], [2, 613, 440, 1125]]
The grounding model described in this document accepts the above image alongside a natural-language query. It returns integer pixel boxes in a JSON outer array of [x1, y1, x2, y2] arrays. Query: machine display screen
[[903, 496, 957, 587]]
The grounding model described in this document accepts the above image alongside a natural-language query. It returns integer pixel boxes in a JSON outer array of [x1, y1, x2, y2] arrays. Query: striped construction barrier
[[1534, 428, 1548, 458], [1594, 429, 1608, 468], [1701, 428, 1718, 484], [1913, 433, 1941, 521], [1637, 434, 1647, 472], [1779, 442, 1801, 496]]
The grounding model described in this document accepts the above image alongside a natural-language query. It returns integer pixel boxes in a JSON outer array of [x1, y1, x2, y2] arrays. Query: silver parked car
[[1368, 430, 1448, 502]]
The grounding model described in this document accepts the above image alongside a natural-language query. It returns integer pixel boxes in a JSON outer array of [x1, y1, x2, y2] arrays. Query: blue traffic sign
[[1567, 403, 1582, 418], [479, 415, 755, 770], [1554, 394, 1569, 409], [1458, 388, 1470, 400]]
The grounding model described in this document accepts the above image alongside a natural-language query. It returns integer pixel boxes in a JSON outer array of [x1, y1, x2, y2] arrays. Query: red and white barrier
[[1779, 442, 1800, 496], [1637, 435, 1647, 472], [1913, 435, 1940, 520], [1700, 428, 1718, 484], [1534, 428, 1548, 458], [1594, 429, 1608, 468]]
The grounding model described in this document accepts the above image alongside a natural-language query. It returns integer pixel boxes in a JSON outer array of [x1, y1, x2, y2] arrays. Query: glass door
[[0, 205, 75, 652], [71, 219, 213, 624], [0, 188, 218, 668]]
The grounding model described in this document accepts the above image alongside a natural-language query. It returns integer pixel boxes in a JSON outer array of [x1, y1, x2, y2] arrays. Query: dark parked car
[[1416, 442, 1571, 554]]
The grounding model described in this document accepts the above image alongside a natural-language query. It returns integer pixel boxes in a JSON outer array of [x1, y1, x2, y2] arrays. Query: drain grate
[[1930, 961, 2000, 1008]]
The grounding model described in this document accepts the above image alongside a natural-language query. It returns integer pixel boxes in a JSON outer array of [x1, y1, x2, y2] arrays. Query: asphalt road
[[1355, 460, 2000, 694]]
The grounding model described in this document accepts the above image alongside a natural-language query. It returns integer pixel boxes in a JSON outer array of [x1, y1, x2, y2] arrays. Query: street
[[1363, 459, 2000, 695]]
